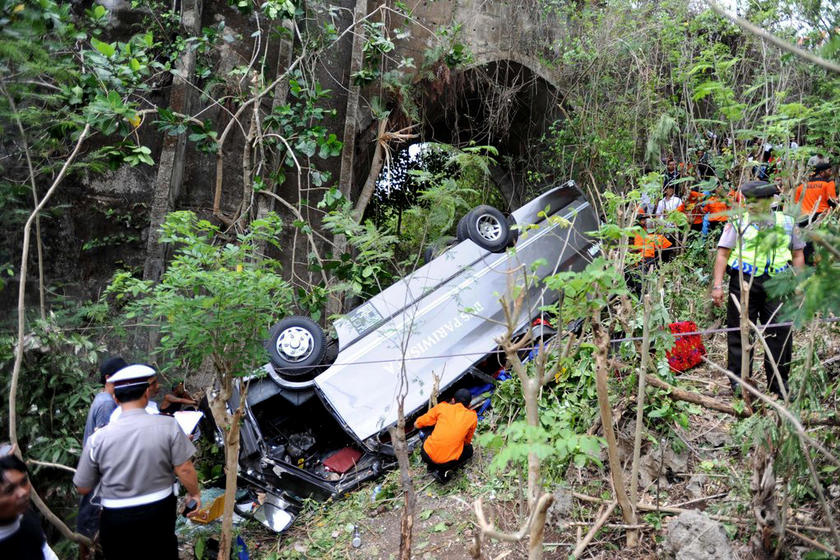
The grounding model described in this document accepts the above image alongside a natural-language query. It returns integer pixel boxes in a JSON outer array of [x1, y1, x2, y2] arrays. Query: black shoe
[[441, 470, 453, 483], [431, 470, 445, 483]]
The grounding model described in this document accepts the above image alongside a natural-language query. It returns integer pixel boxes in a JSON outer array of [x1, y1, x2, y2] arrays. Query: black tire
[[423, 235, 457, 264], [506, 214, 519, 246], [465, 205, 511, 252], [266, 316, 328, 379], [456, 211, 472, 242]]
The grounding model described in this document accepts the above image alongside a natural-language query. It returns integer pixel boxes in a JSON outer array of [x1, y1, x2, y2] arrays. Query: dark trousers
[[77, 492, 101, 539], [100, 494, 178, 560], [662, 234, 679, 262], [420, 444, 473, 475], [626, 258, 657, 297], [726, 272, 791, 396], [798, 215, 822, 265]]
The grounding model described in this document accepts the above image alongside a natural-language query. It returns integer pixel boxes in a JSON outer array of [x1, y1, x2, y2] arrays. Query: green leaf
[[91, 37, 116, 57]]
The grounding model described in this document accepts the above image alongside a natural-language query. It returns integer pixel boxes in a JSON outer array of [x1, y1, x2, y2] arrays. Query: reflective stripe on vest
[[728, 211, 793, 277]]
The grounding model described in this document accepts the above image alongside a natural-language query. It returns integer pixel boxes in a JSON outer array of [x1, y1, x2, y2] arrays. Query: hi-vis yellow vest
[[728, 211, 794, 277]]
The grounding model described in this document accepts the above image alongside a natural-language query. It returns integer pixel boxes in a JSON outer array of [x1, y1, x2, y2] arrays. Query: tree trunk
[[352, 119, 387, 222], [523, 377, 542, 510], [750, 446, 779, 559], [8, 124, 91, 546], [206, 383, 245, 560], [644, 374, 749, 417], [527, 494, 553, 560], [591, 312, 638, 546], [390, 415, 415, 560], [337, 0, 369, 202], [217, 405, 242, 560]]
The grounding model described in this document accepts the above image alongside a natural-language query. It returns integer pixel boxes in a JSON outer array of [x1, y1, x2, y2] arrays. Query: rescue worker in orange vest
[[414, 388, 477, 483], [632, 218, 673, 264], [701, 185, 731, 237], [627, 214, 672, 296], [685, 187, 706, 233], [795, 162, 837, 218], [793, 162, 836, 263]]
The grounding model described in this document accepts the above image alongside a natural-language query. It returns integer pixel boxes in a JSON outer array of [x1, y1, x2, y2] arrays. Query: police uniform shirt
[[717, 217, 805, 251], [73, 409, 195, 502]]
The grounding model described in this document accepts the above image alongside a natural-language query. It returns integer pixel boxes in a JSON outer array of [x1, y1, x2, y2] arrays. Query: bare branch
[[27, 459, 76, 474], [572, 501, 617, 558], [473, 494, 553, 543], [702, 357, 840, 470]]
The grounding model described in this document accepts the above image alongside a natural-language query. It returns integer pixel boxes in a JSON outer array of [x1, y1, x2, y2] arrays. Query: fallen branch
[[802, 413, 840, 427], [572, 500, 617, 558], [473, 493, 553, 544], [572, 491, 835, 533], [645, 374, 749, 418], [788, 529, 840, 558]]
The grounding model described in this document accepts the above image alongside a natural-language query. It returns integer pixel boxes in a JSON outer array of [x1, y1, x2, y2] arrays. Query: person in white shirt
[[654, 184, 684, 262], [655, 184, 683, 216], [109, 369, 161, 423]]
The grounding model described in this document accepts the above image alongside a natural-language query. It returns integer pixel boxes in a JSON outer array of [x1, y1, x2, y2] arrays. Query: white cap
[[109, 364, 156, 386]]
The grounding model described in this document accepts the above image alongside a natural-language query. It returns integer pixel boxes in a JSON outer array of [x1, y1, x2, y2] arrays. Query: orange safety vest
[[685, 190, 705, 225], [632, 233, 672, 259], [704, 195, 729, 222], [794, 180, 837, 214], [415, 402, 477, 464]]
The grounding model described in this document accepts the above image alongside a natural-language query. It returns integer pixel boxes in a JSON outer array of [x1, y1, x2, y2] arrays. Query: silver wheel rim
[[474, 213, 503, 242], [275, 326, 315, 363]]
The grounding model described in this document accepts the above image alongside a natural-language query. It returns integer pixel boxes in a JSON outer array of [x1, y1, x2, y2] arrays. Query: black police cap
[[740, 180, 778, 199]]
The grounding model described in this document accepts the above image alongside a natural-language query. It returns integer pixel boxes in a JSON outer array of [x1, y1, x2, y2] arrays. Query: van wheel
[[266, 316, 327, 378], [506, 214, 519, 246], [466, 205, 511, 252], [456, 211, 472, 242]]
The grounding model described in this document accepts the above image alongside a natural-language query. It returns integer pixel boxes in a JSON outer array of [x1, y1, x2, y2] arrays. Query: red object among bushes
[[666, 321, 706, 372], [323, 447, 362, 474]]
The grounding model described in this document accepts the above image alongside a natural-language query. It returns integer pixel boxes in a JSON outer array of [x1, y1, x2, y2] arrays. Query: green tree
[[105, 210, 294, 560]]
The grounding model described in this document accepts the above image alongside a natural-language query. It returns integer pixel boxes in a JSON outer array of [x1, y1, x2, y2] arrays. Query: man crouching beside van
[[414, 389, 477, 483]]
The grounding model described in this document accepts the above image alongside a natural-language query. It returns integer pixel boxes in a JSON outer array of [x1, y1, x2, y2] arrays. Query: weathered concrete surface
[[143, 0, 202, 283], [400, 0, 565, 85]]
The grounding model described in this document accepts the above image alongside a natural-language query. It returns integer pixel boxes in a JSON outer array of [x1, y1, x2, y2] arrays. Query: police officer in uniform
[[710, 180, 805, 397], [73, 364, 201, 560]]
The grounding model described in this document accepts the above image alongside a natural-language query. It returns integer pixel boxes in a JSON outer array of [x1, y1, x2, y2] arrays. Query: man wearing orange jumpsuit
[[794, 162, 836, 263], [414, 388, 477, 483]]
